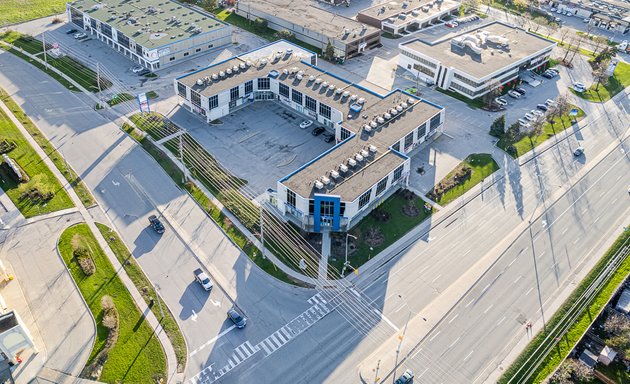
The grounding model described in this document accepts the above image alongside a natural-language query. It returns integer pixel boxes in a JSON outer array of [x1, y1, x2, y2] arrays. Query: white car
[[494, 97, 508, 106], [524, 112, 536, 121], [573, 82, 586, 92], [545, 98, 557, 107], [550, 7, 557, 11], [131, 65, 144, 73], [583, 18, 591, 23], [508, 90, 521, 99], [73, 32, 87, 39], [532, 109, 544, 117], [193, 268, 213, 291], [299, 120, 313, 129]]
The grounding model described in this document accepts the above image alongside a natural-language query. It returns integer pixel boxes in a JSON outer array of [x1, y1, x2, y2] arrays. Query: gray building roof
[[401, 22, 556, 79], [359, 0, 459, 22], [67, 0, 228, 49], [237, 0, 380, 44]]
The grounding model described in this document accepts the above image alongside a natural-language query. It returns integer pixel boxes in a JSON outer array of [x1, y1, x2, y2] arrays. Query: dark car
[[137, 69, 151, 76], [542, 72, 554, 79], [323, 132, 335, 143], [312, 127, 325, 136], [394, 369, 414, 384], [515, 87, 527, 94], [227, 308, 247, 329], [66, 28, 78, 35], [148, 214, 165, 234], [536, 103, 549, 111]]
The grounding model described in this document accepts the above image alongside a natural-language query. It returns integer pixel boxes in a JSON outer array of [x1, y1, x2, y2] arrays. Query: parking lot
[[169, 102, 335, 195]]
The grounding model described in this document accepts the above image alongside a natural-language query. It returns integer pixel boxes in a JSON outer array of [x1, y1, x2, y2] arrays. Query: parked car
[[445, 22, 456, 28], [137, 69, 151, 76], [312, 126, 325, 136], [494, 97, 508, 106], [548, 68, 559, 75], [573, 81, 587, 92], [532, 109, 544, 117], [515, 87, 527, 94], [73, 32, 87, 39], [537, 103, 549, 111], [584, 18, 591, 23], [193, 268, 213, 291], [508, 90, 521, 98], [555, 17, 562, 23], [148, 214, 165, 234], [425, 78, 435, 86], [545, 98, 557, 106], [524, 112, 536, 121], [550, 7, 557, 11], [394, 369, 414, 384], [542, 72, 555, 79], [518, 118, 531, 127], [556, 9, 563, 14], [66, 28, 78, 35], [451, 21, 459, 26], [299, 120, 313, 129], [130, 65, 144, 73], [323, 132, 335, 143], [227, 308, 247, 329], [573, 146, 585, 156]]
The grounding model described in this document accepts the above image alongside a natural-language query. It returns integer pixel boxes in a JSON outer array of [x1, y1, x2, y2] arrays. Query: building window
[[191, 91, 201, 107], [340, 128, 351, 141], [208, 44, 213, 49], [340, 202, 346, 215], [101, 23, 112, 39], [319, 103, 331, 120], [117, 32, 129, 48], [393, 165, 404, 181], [177, 82, 187, 98], [401, 49, 437, 68], [392, 142, 400, 152], [279, 83, 290, 98], [417, 123, 427, 138], [258, 77, 270, 90], [309, 199, 314, 215], [230, 86, 240, 101], [135, 44, 143, 56], [404, 132, 414, 148], [183, 52, 189, 57], [320, 201, 334, 216], [208, 95, 218, 110], [430, 114, 441, 130], [244, 80, 253, 95], [376, 177, 388, 196], [358, 190, 371, 209], [169, 56, 175, 61], [292, 89, 303, 105], [195, 48, 201, 53], [305, 95, 317, 112], [286, 189, 296, 208], [413, 63, 435, 77]]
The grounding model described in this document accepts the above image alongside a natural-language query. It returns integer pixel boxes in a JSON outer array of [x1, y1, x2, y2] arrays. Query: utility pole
[[373, 359, 381, 384], [178, 134, 186, 183], [529, 221, 547, 332], [260, 207, 265, 259], [153, 283, 165, 319], [42, 33, 49, 71]]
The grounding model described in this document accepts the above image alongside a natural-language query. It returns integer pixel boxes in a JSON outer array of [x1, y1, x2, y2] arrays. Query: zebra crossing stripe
[[235, 347, 246, 360], [227, 359, 235, 369], [259, 340, 273, 355], [280, 327, 292, 340], [275, 331, 287, 343], [268, 334, 282, 348], [231, 353, 241, 364]]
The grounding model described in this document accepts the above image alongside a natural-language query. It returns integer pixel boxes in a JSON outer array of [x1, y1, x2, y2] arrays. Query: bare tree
[[461, 0, 480, 13], [482, 79, 501, 109], [558, 27, 570, 46], [545, 21, 559, 38], [568, 33, 585, 65], [527, 116, 545, 142], [531, 16, 548, 33], [592, 59, 610, 92], [550, 358, 593, 384], [604, 311, 630, 337], [592, 35, 609, 55]]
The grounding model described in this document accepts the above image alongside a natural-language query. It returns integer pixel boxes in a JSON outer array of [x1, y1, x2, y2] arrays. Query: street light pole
[[343, 233, 357, 275], [393, 294, 412, 384], [528, 220, 547, 332]]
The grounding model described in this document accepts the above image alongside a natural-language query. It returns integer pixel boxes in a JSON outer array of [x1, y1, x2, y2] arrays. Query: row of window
[[358, 164, 405, 209], [412, 63, 435, 77], [401, 49, 438, 69], [308, 200, 347, 216]]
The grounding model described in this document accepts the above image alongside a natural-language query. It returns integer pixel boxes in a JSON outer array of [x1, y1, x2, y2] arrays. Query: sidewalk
[[0, 100, 181, 383]]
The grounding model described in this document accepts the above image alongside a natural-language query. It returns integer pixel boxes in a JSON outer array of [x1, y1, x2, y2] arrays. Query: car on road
[[573, 82, 587, 92], [193, 268, 213, 291], [312, 126, 325, 136], [227, 308, 247, 329], [524, 112, 536, 121], [445, 22, 456, 28], [66, 28, 78, 35], [554, 17, 562, 23], [148, 214, 165, 234], [584, 18, 591, 23], [73, 32, 87, 39], [131, 65, 144, 73], [299, 120, 313, 129], [537, 103, 549, 111], [323, 132, 335, 143], [508, 90, 521, 98], [394, 369, 414, 384], [573, 146, 585, 156], [494, 97, 508, 106]]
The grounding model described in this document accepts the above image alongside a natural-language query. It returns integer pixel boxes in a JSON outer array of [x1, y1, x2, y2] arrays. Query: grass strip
[[58, 223, 167, 383], [95, 223, 187, 373], [0, 88, 95, 207], [571, 61, 630, 103], [499, 229, 630, 384], [0, 0, 66, 26], [436, 87, 485, 109]]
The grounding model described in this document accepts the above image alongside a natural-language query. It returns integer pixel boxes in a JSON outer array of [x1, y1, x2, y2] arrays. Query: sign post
[[137, 92, 150, 113]]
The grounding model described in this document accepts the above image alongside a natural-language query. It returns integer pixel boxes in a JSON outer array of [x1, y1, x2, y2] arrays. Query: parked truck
[[193, 268, 213, 291]]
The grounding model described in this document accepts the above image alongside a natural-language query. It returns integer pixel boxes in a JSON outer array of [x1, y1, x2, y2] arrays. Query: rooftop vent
[[342, 91, 350, 98], [361, 149, 369, 157], [355, 153, 364, 162], [232, 65, 239, 72], [348, 158, 357, 167], [339, 164, 349, 173], [196, 78, 203, 86], [330, 170, 340, 179], [384, 112, 392, 120], [390, 108, 398, 115], [246, 60, 253, 66], [322, 81, 329, 88], [350, 94, 358, 101], [335, 88, 343, 95], [369, 145, 377, 153], [260, 58, 267, 66], [219, 71, 226, 78], [211, 73, 218, 80], [315, 78, 322, 84], [308, 75, 316, 82], [321, 176, 331, 185], [283, 68, 289, 75], [363, 124, 372, 132], [377, 117, 385, 124], [240, 62, 247, 69], [297, 70, 304, 76], [358, 97, 366, 104], [396, 105, 403, 112], [226, 68, 232, 75], [370, 121, 378, 128], [401, 102, 408, 108], [407, 97, 416, 104], [296, 74, 303, 80], [314, 180, 324, 190]]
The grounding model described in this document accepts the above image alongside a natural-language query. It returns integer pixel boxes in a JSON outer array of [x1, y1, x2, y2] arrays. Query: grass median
[[499, 228, 630, 384], [0, 88, 94, 208], [572, 61, 630, 103], [58, 223, 167, 383], [96, 222, 187, 373], [0, 0, 66, 26]]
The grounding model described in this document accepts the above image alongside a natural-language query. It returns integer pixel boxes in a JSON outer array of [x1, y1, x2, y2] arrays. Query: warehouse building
[[551, 0, 630, 34], [399, 22, 556, 99], [357, 0, 460, 36], [234, 0, 381, 61], [66, 0, 231, 70], [175, 41, 444, 233]]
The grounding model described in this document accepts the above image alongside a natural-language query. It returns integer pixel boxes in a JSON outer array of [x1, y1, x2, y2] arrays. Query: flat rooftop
[[237, 0, 380, 42], [401, 22, 556, 79], [68, 0, 228, 49], [360, 0, 459, 22]]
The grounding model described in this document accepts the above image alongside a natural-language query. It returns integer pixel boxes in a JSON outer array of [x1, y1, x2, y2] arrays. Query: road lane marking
[[410, 347, 423, 360], [463, 249, 472, 256], [465, 298, 475, 308], [431, 274, 442, 284], [611, 198, 618, 206], [429, 330, 441, 342], [525, 287, 534, 296], [417, 368, 429, 378], [497, 316, 506, 326], [599, 190, 606, 197], [463, 350, 474, 362], [448, 313, 459, 324], [537, 251, 546, 259], [508, 258, 517, 267], [484, 304, 493, 314], [594, 215, 601, 223], [573, 237, 580, 244], [394, 302, 406, 313], [448, 336, 461, 349], [374, 309, 400, 332], [514, 275, 522, 284], [189, 325, 237, 357], [561, 228, 568, 235]]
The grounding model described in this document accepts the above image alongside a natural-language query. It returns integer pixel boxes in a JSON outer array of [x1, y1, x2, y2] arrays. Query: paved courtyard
[[169, 102, 335, 195]]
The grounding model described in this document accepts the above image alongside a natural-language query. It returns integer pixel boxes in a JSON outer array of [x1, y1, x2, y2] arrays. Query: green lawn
[[0, 31, 110, 93], [95, 223, 186, 373], [597, 361, 630, 384], [0, 0, 66, 26], [499, 229, 630, 384], [572, 61, 630, 102], [428, 154, 500, 206], [0, 107, 73, 217], [0, 88, 94, 208], [211, 8, 322, 54], [329, 191, 433, 276], [436, 87, 485, 109], [58, 224, 167, 383], [497, 106, 586, 158]]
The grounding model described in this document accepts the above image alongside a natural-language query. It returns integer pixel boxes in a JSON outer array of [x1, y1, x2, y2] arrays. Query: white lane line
[[417, 368, 429, 378], [537, 251, 546, 259], [594, 215, 601, 224], [611, 197, 618, 206], [484, 304, 493, 314], [463, 350, 474, 362], [573, 237, 580, 244], [448, 336, 461, 349], [448, 313, 459, 324], [497, 316, 506, 326], [463, 249, 472, 256], [465, 298, 475, 308], [525, 287, 534, 296], [561, 228, 568, 235], [351, 288, 361, 298], [431, 274, 442, 284], [514, 275, 522, 284], [394, 302, 406, 313], [429, 330, 441, 342], [374, 309, 400, 332], [599, 190, 606, 197], [189, 324, 237, 357], [410, 347, 423, 360]]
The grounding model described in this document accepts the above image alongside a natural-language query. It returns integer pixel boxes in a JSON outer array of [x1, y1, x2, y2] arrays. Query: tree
[[593, 46, 618, 65], [592, 59, 610, 92], [591, 35, 609, 55], [558, 27, 570, 46], [604, 311, 630, 336], [527, 116, 545, 142], [531, 16, 548, 33], [275, 29, 294, 40], [505, 122, 521, 143], [253, 18, 268, 33], [550, 358, 593, 384], [199, 0, 217, 10], [482, 80, 501, 108], [460, 0, 479, 12], [324, 41, 335, 60], [544, 21, 559, 38], [490, 115, 506, 138], [512, 0, 528, 11], [568, 33, 585, 65]]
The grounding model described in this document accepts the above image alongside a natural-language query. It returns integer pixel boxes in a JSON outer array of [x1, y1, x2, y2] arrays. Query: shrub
[[490, 115, 506, 138]]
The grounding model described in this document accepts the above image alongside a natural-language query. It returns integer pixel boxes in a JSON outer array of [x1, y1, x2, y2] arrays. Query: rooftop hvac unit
[[308, 75, 316, 82], [408, 97, 416, 104], [370, 121, 378, 128], [314, 180, 324, 190], [358, 97, 366, 104], [364, 125, 372, 132], [260, 58, 267, 66], [390, 108, 398, 115], [233, 65, 239, 72], [401, 102, 408, 108], [226, 68, 233, 75], [396, 105, 403, 112], [347, 158, 357, 167], [196, 79, 203, 86], [296, 74, 303, 80], [369, 144, 377, 153], [277, 50, 284, 56], [344, 28, 350, 36], [329, 85, 336, 92], [211, 73, 218, 80], [315, 78, 322, 84], [339, 164, 349, 173], [361, 149, 369, 157], [330, 170, 340, 179], [322, 81, 329, 88], [377, 117, 385, 124], [204, 76, 210, 84], [246, 60, 253, 66], [384, 112, 392, 120], [239, 62, 246, 69], [355, 153, 364, 162], [350, 94, 358, 101], [342, 91, 350, 98], [297, 70, 304, 76], [291, 67, 299, 73], [219, 71, 226, 77], [321, 176, 331, 185], [283, 68, 289, 75], [412, 10, 420, 16]]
